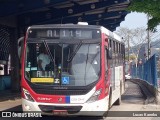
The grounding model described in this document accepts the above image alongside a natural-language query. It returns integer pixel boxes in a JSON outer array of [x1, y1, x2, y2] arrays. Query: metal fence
[[131, 54, 160, 88]]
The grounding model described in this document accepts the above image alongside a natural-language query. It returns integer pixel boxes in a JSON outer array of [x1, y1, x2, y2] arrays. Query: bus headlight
[[87, 89, 102, 103], [22, 88, 35, 102]]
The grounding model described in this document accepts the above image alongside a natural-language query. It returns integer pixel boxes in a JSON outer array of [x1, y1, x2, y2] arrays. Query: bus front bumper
[[22, 97, 109, 116]]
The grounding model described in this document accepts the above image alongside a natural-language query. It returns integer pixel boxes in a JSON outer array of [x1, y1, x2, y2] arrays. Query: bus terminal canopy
[[0, 0, 130, 32], [0, 0, 130, 91]]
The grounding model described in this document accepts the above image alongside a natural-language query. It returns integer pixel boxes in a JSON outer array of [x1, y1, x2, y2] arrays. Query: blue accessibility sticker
[[62, 77, 69, 84]]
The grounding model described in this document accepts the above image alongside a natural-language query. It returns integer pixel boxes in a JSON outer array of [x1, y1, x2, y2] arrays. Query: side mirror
[[107, 47, 112, 59]]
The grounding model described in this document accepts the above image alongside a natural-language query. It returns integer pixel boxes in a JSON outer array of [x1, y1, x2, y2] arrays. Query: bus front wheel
[[114, 96, 121, 105]]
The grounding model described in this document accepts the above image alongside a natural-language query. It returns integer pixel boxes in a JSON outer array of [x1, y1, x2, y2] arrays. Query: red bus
[[21, 23, 125, 117]]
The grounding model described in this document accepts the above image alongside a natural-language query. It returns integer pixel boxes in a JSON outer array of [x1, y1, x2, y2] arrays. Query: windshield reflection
[[25, 42, 100, 86]]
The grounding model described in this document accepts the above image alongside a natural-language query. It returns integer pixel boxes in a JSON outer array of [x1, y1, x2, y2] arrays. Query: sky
[[116, 12, 148, 29], [115, 12, 160, 42]]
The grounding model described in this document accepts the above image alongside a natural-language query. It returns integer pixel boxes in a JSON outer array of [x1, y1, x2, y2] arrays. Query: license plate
[[53, 110, 68, 116]]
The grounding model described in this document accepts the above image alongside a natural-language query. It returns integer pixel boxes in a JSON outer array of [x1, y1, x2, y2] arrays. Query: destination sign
[[28, 28, 101, 39]]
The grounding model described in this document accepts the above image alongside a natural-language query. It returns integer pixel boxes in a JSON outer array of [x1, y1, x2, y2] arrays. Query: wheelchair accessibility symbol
[[62, 77, 69, 84]]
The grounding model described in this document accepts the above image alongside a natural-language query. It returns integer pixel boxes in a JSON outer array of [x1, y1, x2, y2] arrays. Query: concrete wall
[[0, 16, 17, 27]]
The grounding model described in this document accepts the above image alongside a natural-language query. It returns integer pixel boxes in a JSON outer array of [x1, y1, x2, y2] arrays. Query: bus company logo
[[58, 97, 62, 102], [37, 97, 52, 101], [2, 112, 11, 117]]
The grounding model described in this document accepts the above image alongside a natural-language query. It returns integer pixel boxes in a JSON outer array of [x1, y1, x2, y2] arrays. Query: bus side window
[[122, 44, 125, 61], [105, 48, 108, 70], [109, 39, 113, 67], [116, 42, 118, 66], [118, 43, 120, 64], [119, 43, 122, 64], [112, 40, 115, 66]]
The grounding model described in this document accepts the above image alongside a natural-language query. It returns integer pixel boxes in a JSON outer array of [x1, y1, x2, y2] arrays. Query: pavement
[[0, 90, 20, 102], [127, 79, 157, 104], [0, 80, 160, 120], [0, 99, 21, 111]]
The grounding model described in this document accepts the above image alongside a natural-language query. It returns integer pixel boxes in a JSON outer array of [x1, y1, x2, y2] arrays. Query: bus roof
[[28, 24, 101, 29], [28, 24, 122, 42], [101, 26, 121, 42]]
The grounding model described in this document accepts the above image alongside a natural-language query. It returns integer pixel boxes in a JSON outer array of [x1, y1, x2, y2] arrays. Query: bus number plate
[[53, 110, 68, 116]]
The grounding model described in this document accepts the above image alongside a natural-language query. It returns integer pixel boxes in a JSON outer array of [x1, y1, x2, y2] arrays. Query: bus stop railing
[[131, 54, 159, 88]]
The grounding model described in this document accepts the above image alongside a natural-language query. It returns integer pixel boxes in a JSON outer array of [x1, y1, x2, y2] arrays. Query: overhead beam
[[20, 10, 128, 26], [70, 1, 79, 6], [105, 22, 121, 29], [106, 23, 121, 31], [89, 16, 125, 26], [18, 0, 129, 26], [0, 0, 66, 17]]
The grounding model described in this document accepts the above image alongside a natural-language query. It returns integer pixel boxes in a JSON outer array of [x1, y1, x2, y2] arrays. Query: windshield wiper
[[67, 41, 82, 62], [43, 40, 55, 63]]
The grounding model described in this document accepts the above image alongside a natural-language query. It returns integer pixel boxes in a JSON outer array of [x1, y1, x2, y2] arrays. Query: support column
[[10, 28, 20, 92], [4, 64, 8, 75]]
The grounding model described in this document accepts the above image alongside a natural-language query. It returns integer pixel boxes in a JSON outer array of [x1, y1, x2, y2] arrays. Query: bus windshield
[[25, 41, 100, 86]]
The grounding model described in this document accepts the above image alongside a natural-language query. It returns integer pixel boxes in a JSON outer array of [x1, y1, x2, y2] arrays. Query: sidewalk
[[127, 79, 157, 104], [0, 90, 20, 102], [0, 99, 21, 111], [157, 88, 160, 104]]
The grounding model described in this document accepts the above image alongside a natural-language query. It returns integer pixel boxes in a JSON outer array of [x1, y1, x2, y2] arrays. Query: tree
[[115, 27, 153, 63], [130, 27, 149, 62], [125, 54, 136, 61], [115, 27, 133, 46], [115, 27, 134, 61], [116, 27, 154, 77], [128, 0, 160, 31], [130, 54, 136, 60]]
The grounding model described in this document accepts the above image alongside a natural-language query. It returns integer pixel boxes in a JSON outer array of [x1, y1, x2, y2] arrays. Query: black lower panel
[[39, 105, 82, 114]]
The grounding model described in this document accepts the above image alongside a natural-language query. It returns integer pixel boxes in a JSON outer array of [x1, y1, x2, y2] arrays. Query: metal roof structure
[[0, 0, 131, 63], [0, 0, 130, 31]]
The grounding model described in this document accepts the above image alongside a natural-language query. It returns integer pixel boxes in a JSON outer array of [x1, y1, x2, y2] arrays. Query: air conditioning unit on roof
[[77, 22, 88, 25]]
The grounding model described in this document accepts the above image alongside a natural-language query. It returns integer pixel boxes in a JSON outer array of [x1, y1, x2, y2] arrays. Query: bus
[[21, 23, 125, 117]]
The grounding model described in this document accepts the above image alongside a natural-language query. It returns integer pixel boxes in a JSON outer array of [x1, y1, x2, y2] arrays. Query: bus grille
[[27, 80, 96, 95], [39, 105, 82, 114], [32, 88, 90, 95]]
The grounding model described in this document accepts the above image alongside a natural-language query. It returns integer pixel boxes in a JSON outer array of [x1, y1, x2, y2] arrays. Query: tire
[[108, 88, 112, 109], [103, 89, 112, 118], [114, 96, 121, 105]]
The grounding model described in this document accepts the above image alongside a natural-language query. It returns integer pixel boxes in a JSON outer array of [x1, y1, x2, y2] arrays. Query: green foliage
[[130, 54, 136, 60], [125, 54, 136, 61], [128, 0, 160, 31], [125, 56, 128, 60]]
